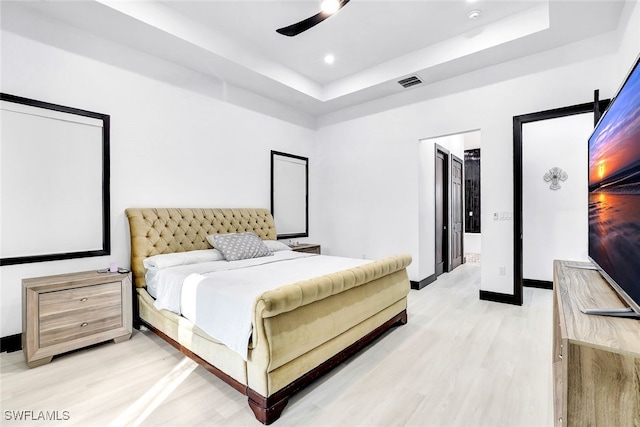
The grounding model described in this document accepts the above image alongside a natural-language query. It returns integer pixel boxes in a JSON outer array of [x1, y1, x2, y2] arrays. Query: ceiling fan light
[[468, 10, 482, 20], [320, 0, 341, 15]]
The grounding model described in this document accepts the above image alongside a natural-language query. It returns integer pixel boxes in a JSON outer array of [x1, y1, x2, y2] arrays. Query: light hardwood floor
[[1, 263, 553, 426]]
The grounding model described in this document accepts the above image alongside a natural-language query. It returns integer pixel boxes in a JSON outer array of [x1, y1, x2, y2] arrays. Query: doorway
[[435, 145, 465, 277], [417, 131, 480, 289], [435, 145, 449, 277]]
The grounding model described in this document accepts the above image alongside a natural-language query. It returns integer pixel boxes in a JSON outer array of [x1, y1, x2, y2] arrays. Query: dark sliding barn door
[[451, 155, 463, 269]]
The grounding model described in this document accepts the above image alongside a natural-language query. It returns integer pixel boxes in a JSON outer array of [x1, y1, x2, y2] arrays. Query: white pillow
[[263, 240, 293, 252], [143, 249, 224, 269]]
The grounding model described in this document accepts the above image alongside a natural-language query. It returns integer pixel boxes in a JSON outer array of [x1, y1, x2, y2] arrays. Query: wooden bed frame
[[125, 208, 411, 424]]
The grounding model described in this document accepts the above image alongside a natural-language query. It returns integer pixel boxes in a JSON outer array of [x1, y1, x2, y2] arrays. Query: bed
[[125, 208, 411, 424]]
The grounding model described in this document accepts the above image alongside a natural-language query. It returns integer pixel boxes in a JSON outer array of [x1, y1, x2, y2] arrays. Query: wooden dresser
[[552, 260, 640, 426], [23, 270, 132, 368]]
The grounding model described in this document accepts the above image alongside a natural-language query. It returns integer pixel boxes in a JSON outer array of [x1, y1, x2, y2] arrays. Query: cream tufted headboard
[[125, 208, 277, 287]]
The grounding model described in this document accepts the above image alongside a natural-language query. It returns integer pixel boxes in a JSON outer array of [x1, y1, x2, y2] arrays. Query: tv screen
[[588, 55, 640, 315]]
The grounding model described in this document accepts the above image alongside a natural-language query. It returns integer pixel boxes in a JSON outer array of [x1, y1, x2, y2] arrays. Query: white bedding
[[148, 251, 371, 360]]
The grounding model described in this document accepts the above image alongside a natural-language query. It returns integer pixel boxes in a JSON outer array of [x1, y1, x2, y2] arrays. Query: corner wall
[[315, 31, 632, 294], [614, 0, 640, 80]]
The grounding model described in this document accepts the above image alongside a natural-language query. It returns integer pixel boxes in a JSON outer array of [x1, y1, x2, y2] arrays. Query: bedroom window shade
[[271, 151, 308, 239], [0, 94, 110, 265]]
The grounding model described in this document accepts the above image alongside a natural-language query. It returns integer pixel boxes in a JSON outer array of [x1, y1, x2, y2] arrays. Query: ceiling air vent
[[397, 75, 423, 89]]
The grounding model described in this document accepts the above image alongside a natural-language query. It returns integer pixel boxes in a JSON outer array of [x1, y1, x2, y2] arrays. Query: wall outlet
[[494, 212, 513, 221], [499, 266, 506, 275]]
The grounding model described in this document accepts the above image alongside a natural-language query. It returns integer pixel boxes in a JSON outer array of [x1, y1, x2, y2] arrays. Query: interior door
[[451, 155, 463, 269], [435, 148, 449, 277]]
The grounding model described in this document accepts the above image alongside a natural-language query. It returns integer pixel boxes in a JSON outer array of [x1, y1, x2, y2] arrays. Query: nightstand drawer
[[39, 305, 123, 347], [39, 281, 122, 317]]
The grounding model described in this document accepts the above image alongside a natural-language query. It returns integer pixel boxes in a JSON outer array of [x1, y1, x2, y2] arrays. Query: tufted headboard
[[125, 208, 277, 288]]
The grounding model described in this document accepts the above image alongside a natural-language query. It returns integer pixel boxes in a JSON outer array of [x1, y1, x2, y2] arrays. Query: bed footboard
[[247, 309, 407, 424], [246, 254, 412, 423]]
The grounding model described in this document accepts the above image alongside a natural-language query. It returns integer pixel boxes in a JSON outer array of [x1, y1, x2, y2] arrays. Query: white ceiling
[[2, 0, 629, 119], [161, 0, 543, 85]]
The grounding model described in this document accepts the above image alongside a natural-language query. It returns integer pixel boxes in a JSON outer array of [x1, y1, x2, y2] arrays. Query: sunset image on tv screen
[[588, 65, 640, 191]]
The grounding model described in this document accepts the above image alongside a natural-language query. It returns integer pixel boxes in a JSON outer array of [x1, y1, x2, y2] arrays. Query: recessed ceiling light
[[324, 54, 335, 65], [468, 10, 482, 20], [320, 0, 340, 15]]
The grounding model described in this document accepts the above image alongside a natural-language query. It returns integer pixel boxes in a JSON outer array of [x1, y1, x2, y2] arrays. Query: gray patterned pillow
[[208, 232, 272, 261]]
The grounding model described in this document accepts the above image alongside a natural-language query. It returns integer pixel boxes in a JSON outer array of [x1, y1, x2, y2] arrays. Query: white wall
[[614, 1, 640, 82], [0, 29, 316, 337], [315, 31, 633, 294], [311, 113, 419, 265]]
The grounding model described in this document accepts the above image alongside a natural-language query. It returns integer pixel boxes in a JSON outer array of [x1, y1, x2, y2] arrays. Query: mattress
[[146, 251, 371, 360]]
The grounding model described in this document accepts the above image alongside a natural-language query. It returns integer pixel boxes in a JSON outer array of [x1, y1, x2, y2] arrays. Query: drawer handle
[[558, 354, 563, 360], [80, 322, 88, 327], [80, 298, 88, 302]]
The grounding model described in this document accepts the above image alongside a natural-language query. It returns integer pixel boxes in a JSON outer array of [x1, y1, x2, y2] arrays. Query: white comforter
[[149, 251, 370, 360]]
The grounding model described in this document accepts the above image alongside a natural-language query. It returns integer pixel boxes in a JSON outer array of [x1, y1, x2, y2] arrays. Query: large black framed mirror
[[270, 150, 308, 239], [0, 93, 110, 266]]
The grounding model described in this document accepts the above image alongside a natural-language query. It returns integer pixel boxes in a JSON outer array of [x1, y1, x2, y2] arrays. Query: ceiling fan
[[276, 0, 351, 37]]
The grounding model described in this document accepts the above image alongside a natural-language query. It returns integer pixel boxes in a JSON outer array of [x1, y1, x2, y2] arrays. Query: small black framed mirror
[[270, 150, 308, 239]]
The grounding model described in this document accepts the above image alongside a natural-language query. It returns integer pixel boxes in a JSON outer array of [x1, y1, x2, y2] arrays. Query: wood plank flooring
[[0, 263, 553, 426]]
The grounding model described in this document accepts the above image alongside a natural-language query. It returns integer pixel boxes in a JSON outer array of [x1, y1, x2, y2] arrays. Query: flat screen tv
[[587, 55, 640, 318]]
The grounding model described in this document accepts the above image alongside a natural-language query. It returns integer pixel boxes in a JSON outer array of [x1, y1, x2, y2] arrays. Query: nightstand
[[22, 270, 132, 368], [291, 243, 321, 254]]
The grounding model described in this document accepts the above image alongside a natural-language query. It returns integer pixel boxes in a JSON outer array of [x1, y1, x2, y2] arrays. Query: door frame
[[435, 144, 450, 277], [512, 99, 608, 305]]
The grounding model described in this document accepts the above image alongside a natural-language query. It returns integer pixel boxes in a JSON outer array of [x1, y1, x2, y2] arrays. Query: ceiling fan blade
[[276, 0, 350, 37], [276, 11, 328, 37]]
